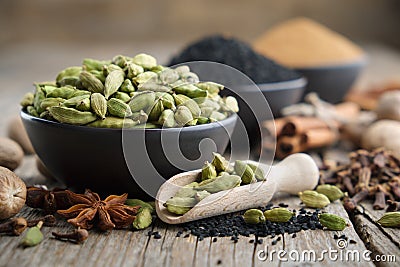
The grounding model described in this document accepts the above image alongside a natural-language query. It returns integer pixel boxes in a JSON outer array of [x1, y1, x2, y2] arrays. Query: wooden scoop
[[155, 153, 319, 224]]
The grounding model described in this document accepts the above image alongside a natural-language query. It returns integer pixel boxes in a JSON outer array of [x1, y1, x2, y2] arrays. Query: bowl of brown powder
[[254, 17, 367, 103]]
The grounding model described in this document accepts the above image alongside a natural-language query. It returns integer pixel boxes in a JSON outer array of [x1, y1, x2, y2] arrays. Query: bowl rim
[[293, 55, 368, 71], [20, 110, 238, 133], [242, 76, 307, 92]]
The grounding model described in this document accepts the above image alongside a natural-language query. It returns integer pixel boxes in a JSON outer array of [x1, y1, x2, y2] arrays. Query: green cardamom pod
[[82, 58, 110, 72], [138, 82, 171, 92], [155, 92, 175, 109], [172, 94, 191, 106], [299, 190, 330, 209], [158, 109, 175, 128], [159, 68, 180, 84], [102, 64, 124, 76], [196, 82, 224, 95], [104, 70, 125, 99], [113, 92, 131, 103], [186, 119, 198, 126], [39, 110, 53, 120], [211, 152, 228, 172], [64, 95, 90, 107], [27, 106, 39, 117], [234, 160, 256, 185], [132, 53, 157, 69], [69, 89, 91, 98], [150, 65, 165, 73], [90, 93, 107, 119], [180, 72, 199, 84], [79, 71, 105, 93], [120, 79, 136, 93], [90, 69, 106, 84], [165, 197, 197, 215], [175, 65, 190, 75], [173, 84, 207, 99], [377, 212, 400, 228], [88, 117, 138, 128], [199, 98, 220, 110], [201, 161, 217, 181], [49, 106, 97, 125], [148, 99, 164, 122], [196, 117, 211, 124], [181, 98, 201, 118], [210, 111, 227, 121], [174, 182, 199, 198], [56, 66, 82, 86], [125, 199, 154, 213], [319, 213, 348, 230], [132, 123, 158, 129], [112, 55, 131, 68], [76, 98, 91, 111], [200, 107, 214, 118], [20, 221, 44, 247], [46, 86, 76, 99], [248, 163, 266, 181], [40, 97, 65, 110], [221, 96, 239, 113], [129, 91, 156, 113], [132, 207, 152, 230], [243, 209, 266, 224], [264, 208, 294, 223], [33, 86, 45, 113], [131, 110, 149, 124], [194, 190, 211, 202], [132, 71, 158, 85], [107, 98, 133, 118], [126, 63, 144, 79], [195, 174, 241, 193], [316, 185, 345, 202], [174, 106, 193, 126], [20, 92, 34, 107]]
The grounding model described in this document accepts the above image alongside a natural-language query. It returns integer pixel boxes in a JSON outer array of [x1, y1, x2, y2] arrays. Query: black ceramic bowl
[[21, 111, 237, 199], [295, 58, 367, 103]]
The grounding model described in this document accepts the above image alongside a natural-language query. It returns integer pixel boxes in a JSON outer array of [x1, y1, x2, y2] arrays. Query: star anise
[[57, 189, 140, 231]]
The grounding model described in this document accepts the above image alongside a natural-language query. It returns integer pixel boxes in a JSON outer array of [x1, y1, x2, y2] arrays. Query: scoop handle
[[266, 153, 319, 194]]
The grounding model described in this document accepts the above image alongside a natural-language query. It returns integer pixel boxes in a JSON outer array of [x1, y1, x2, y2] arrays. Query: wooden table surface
[[0, 44, 399, 267]]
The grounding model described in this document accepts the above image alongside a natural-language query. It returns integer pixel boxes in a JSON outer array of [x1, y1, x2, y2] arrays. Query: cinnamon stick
[[280, 116, 338, 136]]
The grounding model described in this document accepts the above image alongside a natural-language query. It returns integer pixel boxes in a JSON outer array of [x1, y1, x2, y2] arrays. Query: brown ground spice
[[253, 17, 365, 68]]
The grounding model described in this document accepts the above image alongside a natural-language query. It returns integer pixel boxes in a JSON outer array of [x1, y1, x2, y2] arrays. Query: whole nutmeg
[[0, 137, 24, 170], [7, 116, 34, 154], [375, 91, 400, 121], [0, 166, 27, 220]]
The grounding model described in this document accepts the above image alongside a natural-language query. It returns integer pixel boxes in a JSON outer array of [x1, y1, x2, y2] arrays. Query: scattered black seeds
[[257, 239, 263, 245], [184, 234, 190, 238], [349, 240, 357, 244], [249, 240, 255, 244], [272, 239, 278, 246], [276, 236, 281, 241], [213, 237, 218, 243], [154, 233, 162, 239], [217, 260, 222, 265], [278, 203, 289, 208], [339, 234, 346, 239], [333, 234, 339, 239], [292, 233, 296, 238], [233, 239, 238, 243], [169, 35, 301, 84]]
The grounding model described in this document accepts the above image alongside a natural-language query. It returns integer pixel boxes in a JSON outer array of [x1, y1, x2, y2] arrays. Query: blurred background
[[2, 0, 400, 130]]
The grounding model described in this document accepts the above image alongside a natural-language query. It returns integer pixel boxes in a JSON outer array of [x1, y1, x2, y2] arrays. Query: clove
[[0, 217, 28, 236], [387, 200, 400, 212], [343, 189, 369, 212], [372, 185, 387, 210], [27, 215, 57, 227], [52, 228, 89, 243]]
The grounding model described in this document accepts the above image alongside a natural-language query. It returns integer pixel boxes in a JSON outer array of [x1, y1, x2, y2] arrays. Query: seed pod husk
[[165, 197, 197, 215], [76, 98, 91, 111], [319, 213, 348, 230], [40, 98, 65, 110], [82, 58, 110, 72], [194, 190, 211, 202], [377, 212, 400, 228], [196, 82, 224, 95], [248, 163, 266, 181], [195, 174, 241, 193], [173, 84, 207, 99], [120, 79, 136, 93], [20, 221, 43, 247], [316, 185, 344, 202], [264, 208, 294, 223], [20, 93, 35, 108], [104, 70, 125, 99], [174, 106, 193, 126], [158, 109, 175, 128], [234, 160, 256, 185], [148, 99, 164, 122], [27, 106, 39, 117], [87, 117, 137, 128], [131, 110, 148, 124], [79, 71, 105, 93], [202, 161, 217, 181], [132, 207, 152, 230], [132, 53, 157, 69], [129, 91, 156, 113], [90, 93, 107, 119], [243, 209, 265, 224], [211, 152, 228, 172], [49, 106, 97, 125], [56, 66, 82, 86], [299, 190, 330, 209], [107, 98, 133, 118]]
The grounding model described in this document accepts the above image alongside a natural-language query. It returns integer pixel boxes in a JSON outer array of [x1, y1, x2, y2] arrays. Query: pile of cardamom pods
[[20, 53, 239, 128], [165, 153, 266, 215]]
